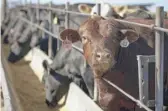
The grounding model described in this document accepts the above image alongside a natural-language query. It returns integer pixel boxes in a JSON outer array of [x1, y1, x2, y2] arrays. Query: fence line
[[8, 4, 168, 111], [26, 5, 168, 33], [28, 5, 90, 16], [18, 15, 154, 111]]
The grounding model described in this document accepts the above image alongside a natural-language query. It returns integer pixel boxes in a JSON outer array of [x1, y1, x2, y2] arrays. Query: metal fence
[[3, 1, 168, 111]]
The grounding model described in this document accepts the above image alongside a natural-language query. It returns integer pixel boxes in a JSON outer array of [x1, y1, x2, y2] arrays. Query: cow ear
[[78, 4, 91, 14], [60, 29, 81, 43], [120, 29, 139, 47]]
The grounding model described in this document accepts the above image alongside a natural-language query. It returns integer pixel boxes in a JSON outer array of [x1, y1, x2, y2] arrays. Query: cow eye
[[81, 36, 88, 44], [51, 90, 55, 93], [82, 36, 86, 40]]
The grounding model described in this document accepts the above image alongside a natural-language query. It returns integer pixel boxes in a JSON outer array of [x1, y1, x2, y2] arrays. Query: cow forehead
[[79, 19, 99, 34], [79, 19, 119, 41]]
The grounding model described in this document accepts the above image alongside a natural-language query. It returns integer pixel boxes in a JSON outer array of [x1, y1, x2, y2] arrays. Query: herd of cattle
[[1, 2, 168, 111]]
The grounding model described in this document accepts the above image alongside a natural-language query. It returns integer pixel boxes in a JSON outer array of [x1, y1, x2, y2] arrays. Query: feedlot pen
[[1, 44, 67, 111]]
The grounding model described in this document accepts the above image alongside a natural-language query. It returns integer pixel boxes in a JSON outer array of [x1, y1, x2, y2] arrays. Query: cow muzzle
[[45, 99, 57, 108], [8, 52, 20, 63], [92, 50, 115, 76], [95, 52, 112, 62]]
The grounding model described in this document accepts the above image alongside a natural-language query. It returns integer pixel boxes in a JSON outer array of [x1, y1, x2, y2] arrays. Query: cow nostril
[[106, 53, 111, 58], [45, 99, 50, 106], [96, 53, 101, 59], [45, 99, 57, 108]]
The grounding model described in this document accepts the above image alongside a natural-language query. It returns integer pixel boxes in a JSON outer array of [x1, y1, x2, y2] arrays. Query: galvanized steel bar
[[48, 1, 53, 59], [65, 2, 70, 29], [103, 78, 153, 111], [93, 2, 101, 102], [24, 0, 27, 5], [36, 0, 40, 24], [97, 3, 101, 15], [57, 26, 65, 51], [1, 0, 7, 22], [29, 1, 33, 29], [29, 5, 90, 16], [137, 55, 144, 108], [113, 18, 168, 33], [27, 5, 168, 33], [155, 7, 164, 111], [19, 17, 84, 53]]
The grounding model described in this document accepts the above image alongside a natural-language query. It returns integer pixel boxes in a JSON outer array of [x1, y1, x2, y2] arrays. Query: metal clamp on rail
[[137, 55, 155, 108]]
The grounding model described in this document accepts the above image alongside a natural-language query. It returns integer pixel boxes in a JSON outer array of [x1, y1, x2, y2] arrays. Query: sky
[[2, 0, 168, 12]]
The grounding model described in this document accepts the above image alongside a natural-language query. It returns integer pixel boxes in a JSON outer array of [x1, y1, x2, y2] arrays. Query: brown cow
[[60, 16, 168, 111]]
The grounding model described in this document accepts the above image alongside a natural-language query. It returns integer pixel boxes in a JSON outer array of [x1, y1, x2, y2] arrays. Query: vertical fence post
[[65, 2, 69, 29], [48, 1, 53, 59], [24, 0, 27, 5], [93, 2, 101, 102], [30, 1, 33, 28], [36, 0, 40, 24], [97, 3, 101, 16], [155, 6, 164, 111], [1, 0, 7, 22]]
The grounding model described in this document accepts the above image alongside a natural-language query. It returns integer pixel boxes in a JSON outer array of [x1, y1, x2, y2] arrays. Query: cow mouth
[[45, 99, 57, 108], [92, 60, 116, 77], [8, 52, 20, 63]]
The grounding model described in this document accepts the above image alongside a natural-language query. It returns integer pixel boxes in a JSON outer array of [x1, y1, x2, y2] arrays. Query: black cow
[[42, 41, 94, 108]]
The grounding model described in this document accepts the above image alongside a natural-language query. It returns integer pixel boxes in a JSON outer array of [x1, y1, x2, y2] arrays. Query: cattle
[[42, 41, 94, 108], [7, 19, 58, 63], [124, 9, 153, 19], [4, 3, 90, 63], [2, 9, 28, 44], [78, 3, 155, 19], [1, 6, 59, 63], [60, 15, 168, 111], [78, 3, 123, 18], [1, 6, 25, 35]]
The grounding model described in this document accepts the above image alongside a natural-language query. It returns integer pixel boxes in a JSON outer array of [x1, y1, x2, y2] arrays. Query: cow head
[[45, 74, 60, 108], [8, 20, 50, 63], [60, 15, 139, 77], [8, 39, 31, 63]]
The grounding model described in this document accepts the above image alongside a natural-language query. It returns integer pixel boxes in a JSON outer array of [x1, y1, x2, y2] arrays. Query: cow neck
[[92, 46, 122, 106], [94, 69, 115, 111]]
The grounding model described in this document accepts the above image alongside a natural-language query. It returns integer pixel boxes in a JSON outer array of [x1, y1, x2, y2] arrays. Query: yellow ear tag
[[53, 17, 58, 24]]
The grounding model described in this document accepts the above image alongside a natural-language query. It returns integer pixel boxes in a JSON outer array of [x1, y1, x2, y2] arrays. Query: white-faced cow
[[42, 41, 94, 108]]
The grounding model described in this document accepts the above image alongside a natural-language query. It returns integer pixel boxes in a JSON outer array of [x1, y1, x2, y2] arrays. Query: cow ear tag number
[[120, 38, 130, 48], [62, 36, 72, 50]]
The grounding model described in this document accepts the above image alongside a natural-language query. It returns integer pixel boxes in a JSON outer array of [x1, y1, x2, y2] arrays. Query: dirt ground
[[1, 44, 67, 111]]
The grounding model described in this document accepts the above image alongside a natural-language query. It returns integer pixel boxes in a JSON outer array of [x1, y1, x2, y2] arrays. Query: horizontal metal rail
[[26, 5, 168, 33], [28, 5, 90, 16], [103, 78, 153, 111], [19, 16, 84, 53], [113, 19, 168, 33]]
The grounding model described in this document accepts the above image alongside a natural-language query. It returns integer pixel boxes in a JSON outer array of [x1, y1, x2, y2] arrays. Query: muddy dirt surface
[[2, 44, 67, 111]]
